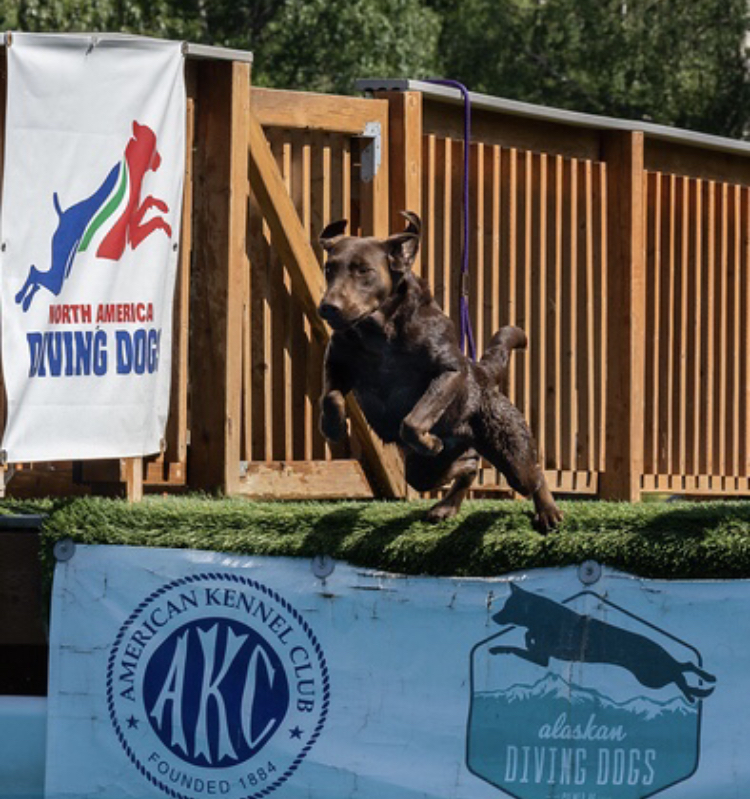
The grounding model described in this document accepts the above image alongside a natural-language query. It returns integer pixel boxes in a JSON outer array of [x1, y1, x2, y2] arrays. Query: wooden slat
[[743, 189, 750, 475], [595, 162, 608, 473], [689, 178, 702, 477], [503, 148, 519, 397], [450, 139, 463, 327], [673, 177, 690, 474], [730, 185, 742, 475], [157, 95, 194, 484], [665, 175, 678, 474], [361, 107, 390, 239], [251, 87, 388, 135], [471, 141, 486, 355], [520, 150, 532, 419], [289, 132, 311, 461], [424, 134, 437, 290], [704, 181, 716, 474], [561, 156, 577, 471], [717, 183, 728, 475], [549, 155, 563, 468], [534, 152, 547, 464], [240, 460, 373, 499], [581, 159, 596, 471], [644, 173, 658, 474]]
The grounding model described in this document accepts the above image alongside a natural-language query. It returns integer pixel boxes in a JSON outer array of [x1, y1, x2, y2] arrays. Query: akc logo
[[107, 573, 329, 799]]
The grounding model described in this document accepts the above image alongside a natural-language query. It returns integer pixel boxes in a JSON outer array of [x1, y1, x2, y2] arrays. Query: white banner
[[0, 33, 185, 461], [46, 545, 750, 799]]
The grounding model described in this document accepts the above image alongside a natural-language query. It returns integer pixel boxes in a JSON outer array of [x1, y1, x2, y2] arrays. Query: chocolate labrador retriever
[[317, 211, 561, 530]]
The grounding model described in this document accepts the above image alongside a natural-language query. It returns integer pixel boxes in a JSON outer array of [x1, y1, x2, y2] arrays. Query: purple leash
[[426, 79, 476, 361]]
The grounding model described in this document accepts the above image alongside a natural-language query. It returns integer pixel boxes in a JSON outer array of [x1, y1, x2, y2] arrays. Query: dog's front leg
[[320, 391, 347, 442], [400, 369, 462, 456], [319, 343, 352, 443]]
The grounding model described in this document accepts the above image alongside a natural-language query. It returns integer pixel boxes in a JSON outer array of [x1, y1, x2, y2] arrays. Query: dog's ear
[[385, 232, 419, 273], [400, 210, 422, 237], [385, 211, 421, 273], [320, 219, 348, 251]]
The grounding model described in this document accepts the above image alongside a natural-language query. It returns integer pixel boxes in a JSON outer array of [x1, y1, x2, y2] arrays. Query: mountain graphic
[[476, 672, 698, 720]]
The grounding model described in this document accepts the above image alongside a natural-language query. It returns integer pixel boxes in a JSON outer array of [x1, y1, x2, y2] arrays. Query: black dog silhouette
[[491, 584, 716, 703]]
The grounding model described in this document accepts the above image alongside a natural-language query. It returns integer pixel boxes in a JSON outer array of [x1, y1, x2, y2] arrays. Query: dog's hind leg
[[405, 446, 478, 523], [683, 661, 716, 684], [673, 671, 716, 703], [472, 390, 562, 531], [15, 269, 41, 311]]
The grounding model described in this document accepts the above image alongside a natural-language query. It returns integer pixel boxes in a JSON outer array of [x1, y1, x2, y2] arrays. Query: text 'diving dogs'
[[15, 121, 172, 312], [317, 211, 562, 530], [491, 583, 716, 703]]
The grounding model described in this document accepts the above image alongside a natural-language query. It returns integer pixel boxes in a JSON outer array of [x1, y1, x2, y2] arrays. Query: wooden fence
[[2, 52, 750, 502]]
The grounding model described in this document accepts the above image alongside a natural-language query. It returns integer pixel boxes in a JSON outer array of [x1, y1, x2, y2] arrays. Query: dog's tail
[[480, 325, 527, 393]]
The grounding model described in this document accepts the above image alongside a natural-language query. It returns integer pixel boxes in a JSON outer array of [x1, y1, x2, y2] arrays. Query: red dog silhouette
[[97, 121, 172, 260]]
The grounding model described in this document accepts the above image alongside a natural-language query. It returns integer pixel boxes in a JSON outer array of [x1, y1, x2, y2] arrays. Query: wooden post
[[377, 90, 423, 236], [600, 131, 646, 501], [188, 60, 250, 493], [124, 457, 143, 503]]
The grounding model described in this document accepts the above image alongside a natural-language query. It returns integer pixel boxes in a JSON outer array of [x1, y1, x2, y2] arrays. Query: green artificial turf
[[5, 494, 750, 581]]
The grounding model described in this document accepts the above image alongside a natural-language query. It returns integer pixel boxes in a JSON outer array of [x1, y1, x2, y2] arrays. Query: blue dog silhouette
[[491, 584, 716, 703], [15, 163, 121, 311]]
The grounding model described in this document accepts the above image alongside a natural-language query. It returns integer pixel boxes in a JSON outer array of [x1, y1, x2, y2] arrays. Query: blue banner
[[46, 546, 745, 798]]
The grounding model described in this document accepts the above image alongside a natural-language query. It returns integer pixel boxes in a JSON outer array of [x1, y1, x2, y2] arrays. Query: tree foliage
[[1, 0, 749, 137], [436, 0, 750, 137]]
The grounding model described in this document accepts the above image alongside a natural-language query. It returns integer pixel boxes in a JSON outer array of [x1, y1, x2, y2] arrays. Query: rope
[[425, 78, 476, 361]]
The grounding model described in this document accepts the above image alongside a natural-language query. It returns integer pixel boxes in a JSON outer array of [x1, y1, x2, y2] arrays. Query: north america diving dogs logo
[[467, 583, 716, 799], [107, 573, 329, 799], [16, 121, 172, 311]]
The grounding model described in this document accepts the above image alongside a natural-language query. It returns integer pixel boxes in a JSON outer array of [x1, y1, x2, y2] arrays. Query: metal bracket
[[359, 121, 382, 183]]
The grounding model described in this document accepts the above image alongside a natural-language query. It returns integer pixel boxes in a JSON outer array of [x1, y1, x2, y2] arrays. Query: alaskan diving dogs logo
[[491, 584, 715, 704], [15, 121, 172, 311], [467, 583, 716, 799]]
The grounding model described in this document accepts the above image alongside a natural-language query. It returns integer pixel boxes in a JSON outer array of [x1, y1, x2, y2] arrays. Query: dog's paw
[[320, 411, 346, 442], [400, 423, 444, 457], [425, 501, 459, 524], [534, 503, 563, 533], [319, 393, 347, 442]]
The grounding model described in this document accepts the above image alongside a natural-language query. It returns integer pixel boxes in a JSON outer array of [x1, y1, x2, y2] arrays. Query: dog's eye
[[352, 262, 371, 276]]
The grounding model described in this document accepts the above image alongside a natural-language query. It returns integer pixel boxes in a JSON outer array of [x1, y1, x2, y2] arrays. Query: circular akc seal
[[106, 572, 329, 799]]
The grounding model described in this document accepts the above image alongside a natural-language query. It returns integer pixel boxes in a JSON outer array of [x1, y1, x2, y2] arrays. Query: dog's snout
[[318, 300, 343, 325]]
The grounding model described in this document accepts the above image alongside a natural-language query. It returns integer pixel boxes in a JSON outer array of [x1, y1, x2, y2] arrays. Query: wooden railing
[[2, 57, 750, 502], [364, 80, 750, 501]]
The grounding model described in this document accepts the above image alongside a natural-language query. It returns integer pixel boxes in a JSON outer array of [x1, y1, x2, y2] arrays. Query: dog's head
[[492, 583, 532, 627], [131, 121, 162, 172], [317, 211, 421, 331]]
